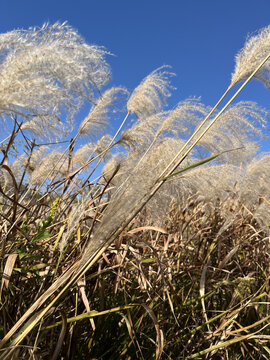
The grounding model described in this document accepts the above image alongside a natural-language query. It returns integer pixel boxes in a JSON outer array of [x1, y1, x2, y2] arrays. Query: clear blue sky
[[1, 0, 270, 150]]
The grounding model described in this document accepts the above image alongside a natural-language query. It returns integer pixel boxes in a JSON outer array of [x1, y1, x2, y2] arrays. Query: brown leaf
[[0, 254, 18, 299]]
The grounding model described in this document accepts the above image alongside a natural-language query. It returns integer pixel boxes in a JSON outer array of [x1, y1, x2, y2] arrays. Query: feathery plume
[[21, 115, 69, 140], [239, 154, 270, 204], [118, 112, 168, 152], [72, 144, 95, 168], [127, 66, 175, 118], [0, 22, 111, 135], [78, 87, 128, 139], [118, 99, 207, 162], [94, 134, 113, 156], [231, 26, 270, 87], [253, 200, 270, 228], [232, 154, 270, 228], [156, 98, 209, 139], [101, 153, 123, 184], [22, 146, 49, 172], [196, 101, 267, 163], [29, 151, 68, 186]]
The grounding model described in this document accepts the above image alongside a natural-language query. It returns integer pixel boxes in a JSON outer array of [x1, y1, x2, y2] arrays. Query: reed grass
[[0, 22, 270, 359]]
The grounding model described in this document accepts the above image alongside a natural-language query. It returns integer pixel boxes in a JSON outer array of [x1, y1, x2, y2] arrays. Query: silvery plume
[[231, 25, 270, 87], [127, 66, 175, 118], [0, 22, 111, 138]]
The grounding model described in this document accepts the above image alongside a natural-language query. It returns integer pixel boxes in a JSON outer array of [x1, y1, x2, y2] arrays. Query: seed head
[[232, 25, 270, 87], [29, 151, 68, 186], [0, 22, 111, 137], [78, 87, 128, 139], [127, 66, 175, 118]]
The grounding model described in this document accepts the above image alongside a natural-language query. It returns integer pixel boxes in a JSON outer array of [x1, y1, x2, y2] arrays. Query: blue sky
[[1, 0, 270, 151]]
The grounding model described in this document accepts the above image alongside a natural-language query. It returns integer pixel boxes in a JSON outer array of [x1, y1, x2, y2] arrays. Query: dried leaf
[[0, 254, 18, 299]]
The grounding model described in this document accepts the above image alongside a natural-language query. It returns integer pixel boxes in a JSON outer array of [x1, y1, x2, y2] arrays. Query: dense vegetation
[[0, 23, 270, 359]]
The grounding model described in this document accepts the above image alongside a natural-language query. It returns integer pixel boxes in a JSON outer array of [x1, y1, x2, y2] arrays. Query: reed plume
[[78, 87, 128, 139], [127, 66, 175, 118], [0, 22, 111, 137], [29, 151, 68, 186], [232, 25, 270, 87]]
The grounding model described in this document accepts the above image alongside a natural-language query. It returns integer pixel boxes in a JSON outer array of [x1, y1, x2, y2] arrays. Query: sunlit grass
[[0, 22, 270, 359]]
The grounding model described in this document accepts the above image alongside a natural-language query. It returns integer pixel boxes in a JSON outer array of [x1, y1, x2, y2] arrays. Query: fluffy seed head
[[231, 25, 270, 87], [21, 115, 69, 140], [118, 112, 168, 152], [127, 66, 175, 118], [23, 146, 49, 172], [101, 153, 123, 184], [94, 134, 113, 158], [157, 98, 209, 139], [197, 101, 267, 164], [0, 22, 111, 137], [78, 87, 128, 139], [29, 151, 68, 186], [72, 144, 95, 168]]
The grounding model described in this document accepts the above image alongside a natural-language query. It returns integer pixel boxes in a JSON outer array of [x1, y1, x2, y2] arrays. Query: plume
[[94, 134, 113, 158], [156, 98, 209, 139], [78, 87, 128, 139], [118, 112, 168, 152], [21, 115, 69, 140], [23, 146, 49, 172], [72, 143, 95, 168], [196, 101, 267, 164], [0, 22, 111, 136], [239, 154, 270, 206], [127, 66, 175, 118], [29, 151, 68, 186], [231, 25, 270, 87], [101, 153, 123, 185]]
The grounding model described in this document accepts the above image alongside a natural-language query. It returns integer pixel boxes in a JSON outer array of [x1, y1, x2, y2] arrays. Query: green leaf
[[161, 153, 219, 181], [33, 229, 52, 242], [161, 147, 245, 181]]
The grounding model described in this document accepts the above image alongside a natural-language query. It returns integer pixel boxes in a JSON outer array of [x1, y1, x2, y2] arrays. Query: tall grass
[[0, 22, 270, 359]]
